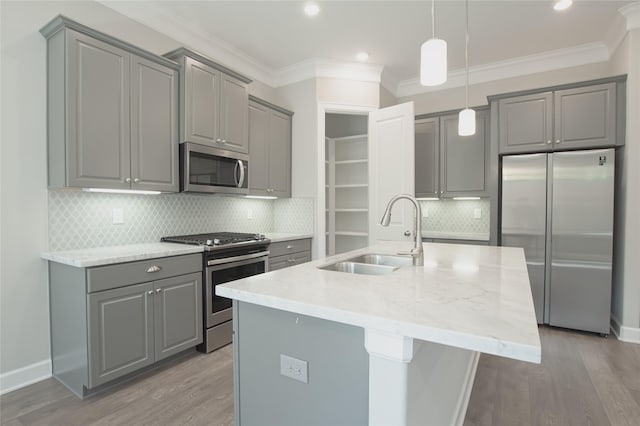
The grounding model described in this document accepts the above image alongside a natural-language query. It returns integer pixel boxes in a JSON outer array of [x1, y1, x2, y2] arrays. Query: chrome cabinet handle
[[146, 265, 162, 273], [221, 139, 227, 144], [546, 140, 551, 144], [125, 177, 131, 183], [556, 139, 561, 144], [147, 290, 153, 295], [404, 230, 411, 237], [134, 178, 140, 183], [216, 138, 222, 143], [286, 245, 293, 249], [287, 259, 295, 263], [156, 288, 162, 293]]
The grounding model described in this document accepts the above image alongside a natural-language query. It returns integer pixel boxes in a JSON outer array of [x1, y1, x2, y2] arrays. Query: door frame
[[316, 103, 376, 258]]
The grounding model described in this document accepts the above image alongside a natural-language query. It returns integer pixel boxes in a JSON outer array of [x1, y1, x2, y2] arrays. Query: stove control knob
[[257, 233, 265, 240], [206, 239, 213, 246], [213, 239, 221, 245]]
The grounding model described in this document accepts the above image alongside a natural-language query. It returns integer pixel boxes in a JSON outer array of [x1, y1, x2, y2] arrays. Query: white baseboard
[[610, 315, 640, 344], [0, 359, 52, 395]]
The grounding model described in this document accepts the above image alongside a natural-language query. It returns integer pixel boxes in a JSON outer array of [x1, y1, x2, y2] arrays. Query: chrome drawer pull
[[146, 265, 162, 273], [286, 245, 293, 249]]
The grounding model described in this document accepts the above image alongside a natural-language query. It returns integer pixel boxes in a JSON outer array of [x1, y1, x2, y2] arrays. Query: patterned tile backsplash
[[48, 190, 314, 251], [419, 199, 490, 235]]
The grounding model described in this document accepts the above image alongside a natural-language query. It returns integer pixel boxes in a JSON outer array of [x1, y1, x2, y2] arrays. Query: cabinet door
[[554, 83, 616, 150], [414, 117, 439, 198], [498, 92, 553, 154], [130, 56, 179, 192], [268, 110, 292, 198], [88, 282, 154, 388], [154, 273, 203, 361], [219, 74, 249, 153], [66, 30, 131, 189], [183, 57, 219, 146], [440, 110, 489, 197], [248, 101, 269, 195]]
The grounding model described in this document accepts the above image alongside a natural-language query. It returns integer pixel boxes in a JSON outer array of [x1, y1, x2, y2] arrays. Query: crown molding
[[395, 42, 609, 98], [620, 3, 640, 31]]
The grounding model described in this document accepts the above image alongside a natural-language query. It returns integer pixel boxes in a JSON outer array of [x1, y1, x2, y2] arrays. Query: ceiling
[[101, 1, 632, 93]]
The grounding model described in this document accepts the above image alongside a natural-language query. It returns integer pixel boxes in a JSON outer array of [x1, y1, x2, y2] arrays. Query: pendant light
[[420, 0, 447, 86], [458, 0, 475, 136]]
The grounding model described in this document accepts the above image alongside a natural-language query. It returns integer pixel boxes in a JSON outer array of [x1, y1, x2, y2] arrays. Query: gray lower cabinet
[[415, 109, 489, 198], [249, 97, 293, 198], [49, 253, 202, 398], [498, 82, 617, 154], [269, 239, 311, 271], [41, 16, 179, 192], [165, 48, 252, 153]]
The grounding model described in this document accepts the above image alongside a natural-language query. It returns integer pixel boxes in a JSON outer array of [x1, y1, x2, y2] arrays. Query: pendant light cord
[[432, 0, 436, 39], [465, 0, 469, 109]]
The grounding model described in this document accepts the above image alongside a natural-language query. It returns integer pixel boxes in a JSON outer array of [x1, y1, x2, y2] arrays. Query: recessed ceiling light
[[553, 0, 572, 11], [355, 52, 369, 62], [304, 2, 320, 17]]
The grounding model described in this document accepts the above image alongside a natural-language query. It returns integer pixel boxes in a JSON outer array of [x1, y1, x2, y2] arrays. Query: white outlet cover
[[280, 354, 308, 384], [422, 208, 429, 218], [112, 208, 124, 224], [247, 208, 254, 219], [473, 208, 482, 219]]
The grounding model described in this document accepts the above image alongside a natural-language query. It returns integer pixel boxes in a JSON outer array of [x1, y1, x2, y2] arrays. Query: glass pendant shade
[[458, 108, 476, 136], [420, 38, 447, 86]]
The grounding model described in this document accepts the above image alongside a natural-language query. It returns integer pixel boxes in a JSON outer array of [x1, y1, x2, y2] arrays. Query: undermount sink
[[345, 254, 413, 268], [319, 261, 398, 276], [318, 254, 412, 276]]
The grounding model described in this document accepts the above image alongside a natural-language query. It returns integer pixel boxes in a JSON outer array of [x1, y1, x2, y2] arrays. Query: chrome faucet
[[380, 194, 424, 266]]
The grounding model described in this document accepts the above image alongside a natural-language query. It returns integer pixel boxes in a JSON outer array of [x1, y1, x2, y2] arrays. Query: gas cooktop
[[161, 232, 268, 249]]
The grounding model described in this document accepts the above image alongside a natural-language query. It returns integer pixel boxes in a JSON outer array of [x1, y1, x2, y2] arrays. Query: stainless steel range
[[161, 232, 270, 352]]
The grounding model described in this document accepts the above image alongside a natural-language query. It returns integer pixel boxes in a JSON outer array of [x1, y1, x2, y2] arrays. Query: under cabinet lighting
[[416, 197, 440, 201], [452, 197, 480, 200], [304, 2, 320, 16], [83, 188, 161, 195], [245, 195, 278, 200]]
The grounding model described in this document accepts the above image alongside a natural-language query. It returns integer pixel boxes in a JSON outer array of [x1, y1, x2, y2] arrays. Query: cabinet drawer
[[269, 252, 311, 272], [269, 239, 311, 258], [87, 254, 202, 293]]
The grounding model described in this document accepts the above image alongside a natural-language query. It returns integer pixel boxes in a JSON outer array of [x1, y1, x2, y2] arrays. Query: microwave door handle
[[237, 160, 245, 188], [233, 160, 240, 186]]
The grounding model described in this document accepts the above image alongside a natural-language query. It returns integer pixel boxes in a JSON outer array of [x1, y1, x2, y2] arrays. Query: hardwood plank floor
[[2, 327, 639, 426]]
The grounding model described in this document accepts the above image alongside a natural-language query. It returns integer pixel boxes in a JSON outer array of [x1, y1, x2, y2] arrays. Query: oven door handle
[[207, 250, 270, 266]]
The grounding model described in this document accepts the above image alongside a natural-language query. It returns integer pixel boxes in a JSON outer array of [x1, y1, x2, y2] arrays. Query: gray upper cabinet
[[415, 118, 439, 198], [498, 92, 553, 154], [554, 83, 616, 150], [165, 48, 252, 154], [440, 110, 489, 197], [41, 16, 180, 192], [497, 82, 617, 154], [248, 96, 293, 198], [415, 110, 489, 199]]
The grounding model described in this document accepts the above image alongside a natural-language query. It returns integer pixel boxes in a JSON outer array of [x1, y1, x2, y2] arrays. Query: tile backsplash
[[48, 190, 314, 251], [419, 199, 490, 236]]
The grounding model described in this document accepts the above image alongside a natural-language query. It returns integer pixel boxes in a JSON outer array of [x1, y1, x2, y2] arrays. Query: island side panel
[[235, 301, 369, 426]]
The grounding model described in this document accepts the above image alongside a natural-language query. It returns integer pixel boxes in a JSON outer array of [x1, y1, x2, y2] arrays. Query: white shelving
[[326, 134, 369, 256]]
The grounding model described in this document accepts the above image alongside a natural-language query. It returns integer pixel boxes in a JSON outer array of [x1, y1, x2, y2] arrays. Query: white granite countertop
[[264, 233, 313, 243], [41, 243, 204, 268], [217, 241, 541, 363], [421, 231, 490, 241]]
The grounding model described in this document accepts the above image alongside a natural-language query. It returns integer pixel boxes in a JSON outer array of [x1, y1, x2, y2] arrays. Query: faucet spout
[[379, 193, 424, 266]]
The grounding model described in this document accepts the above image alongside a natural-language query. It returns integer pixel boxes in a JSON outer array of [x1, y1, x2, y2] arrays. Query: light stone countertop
[[264, 233, 313, 243], [421, 231, 490, 241], [41, 243, 204, 268], [217, 241, 541, 363]]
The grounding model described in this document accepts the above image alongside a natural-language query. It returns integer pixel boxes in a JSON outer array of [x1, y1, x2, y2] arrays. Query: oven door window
[[209, 260, 266, 312]]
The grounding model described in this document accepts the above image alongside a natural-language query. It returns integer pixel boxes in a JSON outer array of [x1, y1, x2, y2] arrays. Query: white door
[[368, 102, 415, 243]]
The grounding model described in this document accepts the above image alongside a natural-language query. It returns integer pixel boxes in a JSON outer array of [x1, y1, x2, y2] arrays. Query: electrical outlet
[[247, 209, 254, 219], [112, 208, 124, 225], [280, 354, 308, 384], [422, 208, 429, 218], [473, 208, 482, 219]]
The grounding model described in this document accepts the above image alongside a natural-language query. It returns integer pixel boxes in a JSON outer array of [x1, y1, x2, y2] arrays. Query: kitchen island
[[217, 241, 541, 426]]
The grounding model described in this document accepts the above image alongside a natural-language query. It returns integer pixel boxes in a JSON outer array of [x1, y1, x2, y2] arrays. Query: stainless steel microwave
[[180, 142, 249, 194]]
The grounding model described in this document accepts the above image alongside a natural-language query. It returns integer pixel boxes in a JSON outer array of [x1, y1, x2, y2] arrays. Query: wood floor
[[2, 327, 639, 426]]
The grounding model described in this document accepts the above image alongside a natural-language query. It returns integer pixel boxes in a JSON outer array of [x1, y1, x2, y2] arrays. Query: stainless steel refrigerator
[[501, 149, 615, 334]]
